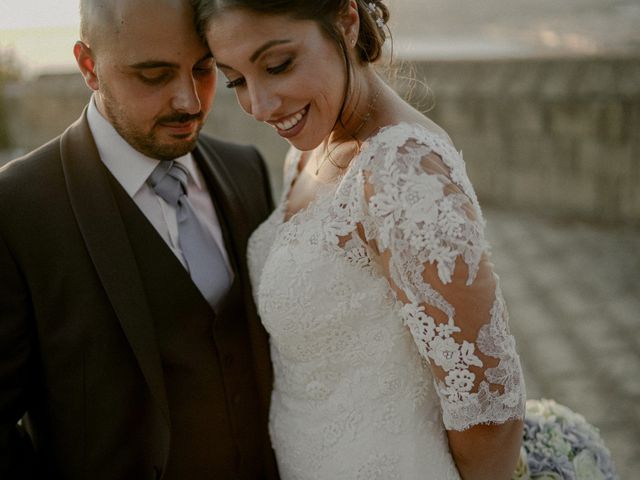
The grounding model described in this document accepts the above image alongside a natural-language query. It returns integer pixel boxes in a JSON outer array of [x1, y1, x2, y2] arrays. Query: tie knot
[[147, 161, 189, 207]]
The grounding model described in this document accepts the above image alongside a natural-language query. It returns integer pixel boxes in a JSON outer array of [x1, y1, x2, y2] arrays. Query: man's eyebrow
[[128, 60, 178, 70], [128, 53, 213, 70]]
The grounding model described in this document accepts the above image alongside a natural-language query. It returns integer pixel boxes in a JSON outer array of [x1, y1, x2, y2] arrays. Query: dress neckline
[[279, 122, 454, 225]]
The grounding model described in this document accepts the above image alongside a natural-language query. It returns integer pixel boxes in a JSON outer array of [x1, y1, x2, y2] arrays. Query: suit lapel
[[193, 141, 250, 268], [193, 142, 252, 318], [59, 111, 170, 425]]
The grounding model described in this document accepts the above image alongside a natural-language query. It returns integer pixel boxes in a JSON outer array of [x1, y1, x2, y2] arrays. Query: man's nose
[[171, 75, 201, 114]]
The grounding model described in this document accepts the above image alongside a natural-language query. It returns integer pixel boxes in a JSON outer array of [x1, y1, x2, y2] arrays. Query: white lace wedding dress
[[247, 123, 526, 479]]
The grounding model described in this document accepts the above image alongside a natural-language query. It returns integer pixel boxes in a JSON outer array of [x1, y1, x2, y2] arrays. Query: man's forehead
[[87, 0, 207, 60], [84, 0, 191, 37], [102, 8, 210, 67], [109, 0, 188, 18]]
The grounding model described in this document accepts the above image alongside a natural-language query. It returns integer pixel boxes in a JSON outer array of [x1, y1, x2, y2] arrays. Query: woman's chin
[[283, 136, 323, 152]]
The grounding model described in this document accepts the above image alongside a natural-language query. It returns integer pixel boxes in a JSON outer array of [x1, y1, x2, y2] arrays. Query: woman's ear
[[337, 0, 360, 46], [74, 41, 100, 91]]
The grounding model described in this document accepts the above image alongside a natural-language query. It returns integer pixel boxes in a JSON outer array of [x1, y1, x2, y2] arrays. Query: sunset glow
[[0, 0, 79, 29], [1, 0, 638, 76]]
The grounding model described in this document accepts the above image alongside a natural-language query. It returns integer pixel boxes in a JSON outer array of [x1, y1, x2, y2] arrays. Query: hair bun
[[356, 0, 390, 63]]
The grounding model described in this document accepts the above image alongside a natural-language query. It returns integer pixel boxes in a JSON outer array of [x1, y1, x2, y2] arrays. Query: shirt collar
[[87, 96, 203, 196]]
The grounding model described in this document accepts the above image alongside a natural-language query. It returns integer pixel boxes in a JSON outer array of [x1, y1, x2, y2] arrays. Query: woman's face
[[205, 9, 349, 151]]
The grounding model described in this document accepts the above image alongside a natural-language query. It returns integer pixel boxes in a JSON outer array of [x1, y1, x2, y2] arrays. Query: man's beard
[[101, 93, 204, 161]]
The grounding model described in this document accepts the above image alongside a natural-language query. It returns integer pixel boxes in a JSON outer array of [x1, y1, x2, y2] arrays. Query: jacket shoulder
[[0, 136, 62, 197], [197, 133, 262, 165], [196, 133, 270, 186], [196, 133, 274, 213]]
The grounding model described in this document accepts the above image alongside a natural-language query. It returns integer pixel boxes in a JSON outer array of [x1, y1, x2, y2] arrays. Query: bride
[[195, 0, 526, 478]]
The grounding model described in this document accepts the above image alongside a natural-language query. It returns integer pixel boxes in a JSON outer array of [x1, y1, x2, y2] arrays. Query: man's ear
[[337, 0, 360, 45], [74, 41, 99, 91]]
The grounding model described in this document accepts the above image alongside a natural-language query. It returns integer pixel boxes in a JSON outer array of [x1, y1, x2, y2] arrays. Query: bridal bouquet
[[512, 399, 618, 480]]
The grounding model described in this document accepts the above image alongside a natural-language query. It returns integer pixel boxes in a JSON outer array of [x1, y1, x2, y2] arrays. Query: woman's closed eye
[[223, 58, 294, 89], [267, 57, 293, 75], [225, 75, 246, 89]]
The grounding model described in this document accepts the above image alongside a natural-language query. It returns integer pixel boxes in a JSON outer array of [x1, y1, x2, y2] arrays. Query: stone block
[[504, 61, 544, 97], [539, 62, 576, 100], [619, 184, 640, 226], [597, 101, 631, 144], [545, 101, 600, 139], [471, 62, 511, 98], [503, 100, 545, 134], [575, 61, 618, 98], [431, 99, 478, 132], [615, 59, 640, 97]]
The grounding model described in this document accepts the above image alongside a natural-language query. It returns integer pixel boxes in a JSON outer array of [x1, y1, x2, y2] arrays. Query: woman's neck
[[313, 70, 387, 174]]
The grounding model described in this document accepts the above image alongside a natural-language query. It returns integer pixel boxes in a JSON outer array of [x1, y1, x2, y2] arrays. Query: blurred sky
[[1, 0, 639, 75]]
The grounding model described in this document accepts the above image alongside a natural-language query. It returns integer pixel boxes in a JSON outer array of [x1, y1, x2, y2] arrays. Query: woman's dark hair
[[193, 0, 389, 64], [192, 0, 391, 138]]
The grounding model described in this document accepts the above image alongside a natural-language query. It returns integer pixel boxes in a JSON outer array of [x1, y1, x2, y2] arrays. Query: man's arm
[[0, 230, 38, 479]]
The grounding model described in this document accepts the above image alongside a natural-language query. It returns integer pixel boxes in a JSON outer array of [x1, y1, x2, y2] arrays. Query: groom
[[0, 0, 278, 479]]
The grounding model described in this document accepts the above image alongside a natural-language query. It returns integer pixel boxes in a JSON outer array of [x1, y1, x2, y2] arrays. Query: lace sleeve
[[358, 130, 526, 431]]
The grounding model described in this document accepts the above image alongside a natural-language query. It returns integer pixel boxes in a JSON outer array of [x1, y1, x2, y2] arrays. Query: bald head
[[79, 0, 114, 49], [79, 0, 194, 50]]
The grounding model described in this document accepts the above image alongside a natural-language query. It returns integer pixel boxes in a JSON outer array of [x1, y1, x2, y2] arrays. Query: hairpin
[[367, 2, 385, 30]]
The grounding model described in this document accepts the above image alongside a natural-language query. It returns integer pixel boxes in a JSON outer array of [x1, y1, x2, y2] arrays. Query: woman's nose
[[246, 85, 281, 122]]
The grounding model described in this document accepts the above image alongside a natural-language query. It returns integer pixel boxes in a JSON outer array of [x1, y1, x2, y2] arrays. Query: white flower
[[444, 368, 475, 392], [322, 421, 344, 448], [435, 320, 461, 338], [427, 336, 460, 370], [369, 185, 399, 217], [572, 451, 606, 480], [459, 340, 483, 368], [399, 175, 441, 226], [542, 426, 572, 457], [400, 303, 436, 342]]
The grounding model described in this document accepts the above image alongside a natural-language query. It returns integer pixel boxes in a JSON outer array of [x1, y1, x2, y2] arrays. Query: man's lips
[[157, 117, 200, 135], [157, 113, 201, 128]]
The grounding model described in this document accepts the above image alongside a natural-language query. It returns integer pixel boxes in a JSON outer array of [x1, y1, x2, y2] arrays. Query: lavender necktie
[[147, 161, 232, 309]]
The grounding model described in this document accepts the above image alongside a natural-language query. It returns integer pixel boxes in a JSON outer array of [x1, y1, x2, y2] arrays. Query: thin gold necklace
[[315, 86, 382, 176]]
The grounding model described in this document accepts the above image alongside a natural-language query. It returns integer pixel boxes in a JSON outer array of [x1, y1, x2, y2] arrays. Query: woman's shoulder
[[364, 120, 457, 162], [358, 121, 477, 209], [361, 121, 475, 190]]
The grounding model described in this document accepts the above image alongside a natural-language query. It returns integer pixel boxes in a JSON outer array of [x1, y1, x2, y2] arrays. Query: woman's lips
[[271, 106, 309, 139]]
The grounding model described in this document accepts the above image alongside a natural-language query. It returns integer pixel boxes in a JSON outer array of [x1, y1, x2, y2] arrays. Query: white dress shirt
[[86, 97, 232, 275]]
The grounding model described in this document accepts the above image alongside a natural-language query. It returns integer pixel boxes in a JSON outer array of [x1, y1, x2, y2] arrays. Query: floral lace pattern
[[247, 122, 525, 478]]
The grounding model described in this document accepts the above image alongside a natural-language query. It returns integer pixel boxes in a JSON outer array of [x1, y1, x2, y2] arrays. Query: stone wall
[[0, 72, 291, 195], [2, 56, 638, 224], [409, 57, 640, 225]]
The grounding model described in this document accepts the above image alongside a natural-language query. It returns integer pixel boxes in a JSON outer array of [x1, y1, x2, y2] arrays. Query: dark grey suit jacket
[[0, 110, 278, 479]]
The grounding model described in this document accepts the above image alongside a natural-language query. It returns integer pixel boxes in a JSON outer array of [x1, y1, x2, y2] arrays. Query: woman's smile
[[271, 105, 309, 137], [206, 11, 348, 151]]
